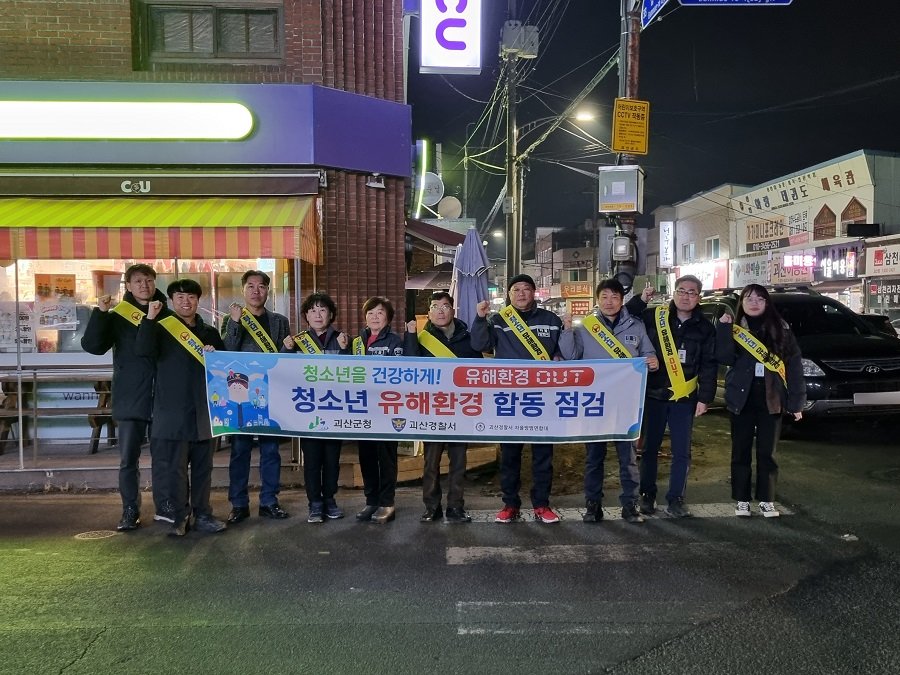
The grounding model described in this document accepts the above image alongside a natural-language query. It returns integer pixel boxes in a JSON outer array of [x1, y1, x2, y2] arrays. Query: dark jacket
[[221, 309, 291, 353], [417, 318, 483, 359], [355, 325, 419, 356], [134, 310, 225, 441], [628, 298, 717, 403], [80, 289, 168, 421], [715, 318, 806, 415], [559, 306, 655, 361], [282, 326, 351, 355], [470, 303, 562, 359]]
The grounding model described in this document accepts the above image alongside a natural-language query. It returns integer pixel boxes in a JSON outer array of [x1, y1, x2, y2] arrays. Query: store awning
[[0, 196, 319, 262], [405, 262, 455, 290], [406, 218, 466, 247], [811, 279, 860, 293]]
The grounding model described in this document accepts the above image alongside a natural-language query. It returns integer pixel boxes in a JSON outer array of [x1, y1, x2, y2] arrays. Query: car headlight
[[801, 358, 825, 377]]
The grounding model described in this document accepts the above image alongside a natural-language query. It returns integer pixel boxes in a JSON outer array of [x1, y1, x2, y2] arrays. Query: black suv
[[699, 288, 900, 418]]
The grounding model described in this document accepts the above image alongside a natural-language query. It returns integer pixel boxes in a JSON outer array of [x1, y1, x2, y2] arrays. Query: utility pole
[[505, 50, 519, 280], [612, 0, 642, 292]]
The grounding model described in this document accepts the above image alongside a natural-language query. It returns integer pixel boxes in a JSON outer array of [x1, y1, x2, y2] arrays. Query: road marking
[[459, 502, 793, 523], [447, 542, 732, 565], [455, 600, 742, 635]]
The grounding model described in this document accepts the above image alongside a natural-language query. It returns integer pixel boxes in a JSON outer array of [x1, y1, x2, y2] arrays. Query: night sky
[[408, 0, 900, 255]]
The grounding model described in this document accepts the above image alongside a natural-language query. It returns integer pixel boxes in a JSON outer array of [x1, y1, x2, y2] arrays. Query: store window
[[135, 1, 284, 66], [0, 258, 289, 362], [568, 269, 588, 282]]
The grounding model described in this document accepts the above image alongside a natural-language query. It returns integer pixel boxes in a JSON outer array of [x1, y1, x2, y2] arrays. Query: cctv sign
[[420, 0, 482, 75]]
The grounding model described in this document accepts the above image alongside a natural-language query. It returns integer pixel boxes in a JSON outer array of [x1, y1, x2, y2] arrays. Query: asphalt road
[[2, 412, 899, 674]]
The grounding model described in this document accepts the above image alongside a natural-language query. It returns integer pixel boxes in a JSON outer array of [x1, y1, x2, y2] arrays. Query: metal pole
[[505, 52, 519, 281]]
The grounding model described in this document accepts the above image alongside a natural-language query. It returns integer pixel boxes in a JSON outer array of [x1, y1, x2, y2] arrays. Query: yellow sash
[[239, 308, 277, 353], [498, 306, 550, 361], [110, 300, 145, 327], [581, 315, 632, 359], [352, 337, 365, 355], [654, 306, 698, 400], [158, 315, 206, 365], [418, 330, 456, 358], [732, 325, 787, 385], [294, 330, 323, 355]]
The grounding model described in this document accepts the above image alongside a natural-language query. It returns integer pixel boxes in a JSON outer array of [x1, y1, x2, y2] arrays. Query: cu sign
[[420, 0, 482, 75]]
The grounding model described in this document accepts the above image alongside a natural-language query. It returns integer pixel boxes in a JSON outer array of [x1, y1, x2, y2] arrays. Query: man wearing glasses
[[410, 292, 482, 523], [627, 275, 717, 517]]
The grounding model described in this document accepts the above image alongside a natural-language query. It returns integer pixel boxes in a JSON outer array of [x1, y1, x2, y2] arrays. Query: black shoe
[[420, 505, 443, 522], [666, 499, 692, 518], [622, 503, 645, 524], [154, 500, 176, 524], [582, 500, 603, 523], [227, 507, 251, 524], [371, 506, 396, 524], [258, 503, 290, 519], [117, 506, 140, 531], [308, 503, 324, 524], [324, 501, 344, 519], [356, 505, 378, 521], [445, 507, 471, 523], [169, 517, 189, 537], [639, 494, 657, 515], [193, 514, 227, 534]]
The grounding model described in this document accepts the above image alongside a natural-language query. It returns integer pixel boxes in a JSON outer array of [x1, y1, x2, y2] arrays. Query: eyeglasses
[[429, 304, 452, 312], [743, 295, 766, 304], [675, 289, 699, 297]]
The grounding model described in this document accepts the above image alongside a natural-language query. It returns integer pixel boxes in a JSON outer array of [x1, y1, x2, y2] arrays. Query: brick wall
[[0, 0, 410, 329]]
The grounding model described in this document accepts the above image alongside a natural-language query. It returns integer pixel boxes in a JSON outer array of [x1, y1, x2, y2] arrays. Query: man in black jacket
[[81, 263, 168, 531], [411, 292, 482, 523], [136, 279, 227, 536], [626, 275, 717, 518]]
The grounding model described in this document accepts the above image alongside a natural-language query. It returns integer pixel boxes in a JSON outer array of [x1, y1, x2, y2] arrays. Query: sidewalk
[[0, 438, 499, 492]]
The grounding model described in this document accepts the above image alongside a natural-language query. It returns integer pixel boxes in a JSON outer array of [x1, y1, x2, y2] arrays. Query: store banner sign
[[729, 254, 768, 287], [659, 220, 674, 268], [866, 244, 900, 277], [205, 352, 647, 443]]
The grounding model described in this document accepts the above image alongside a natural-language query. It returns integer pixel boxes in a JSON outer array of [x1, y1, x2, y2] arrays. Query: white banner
[[205, 352, 648, 443], [866, 243, 900, 277]]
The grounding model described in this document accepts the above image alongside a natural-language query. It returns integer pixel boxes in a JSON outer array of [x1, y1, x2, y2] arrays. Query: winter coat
[[715, 317, 806, 415], [355, 325, 419, 357], [417, 318, 483, 359], [134, 310, 225, 441], [559, 306, 655, 361], [80, 289, 168, 421], [470, 303, 562, 359], [628, 298, 717, 403], [221, 309, 291, 353]]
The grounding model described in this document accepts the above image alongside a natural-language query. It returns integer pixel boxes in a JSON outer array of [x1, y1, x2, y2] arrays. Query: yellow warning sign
[[611, 97, 649, 155]]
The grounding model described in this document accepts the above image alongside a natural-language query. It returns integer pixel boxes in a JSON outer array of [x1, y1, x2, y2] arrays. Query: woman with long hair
[[716, 285, 805, 518]]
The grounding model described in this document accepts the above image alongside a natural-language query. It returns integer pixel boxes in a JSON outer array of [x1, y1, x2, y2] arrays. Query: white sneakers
[[735, 501, 781, 518]]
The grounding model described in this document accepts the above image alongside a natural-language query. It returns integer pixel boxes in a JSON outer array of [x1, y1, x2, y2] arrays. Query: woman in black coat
[[716, 284, 805, 519]]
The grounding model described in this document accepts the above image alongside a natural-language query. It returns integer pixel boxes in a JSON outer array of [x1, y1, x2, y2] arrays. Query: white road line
[[459, 502, 793, 523], [446, 542, 732, 565]]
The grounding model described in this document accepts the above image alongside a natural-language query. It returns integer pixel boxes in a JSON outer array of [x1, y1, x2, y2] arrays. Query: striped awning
[[0, 196, 318, 262]]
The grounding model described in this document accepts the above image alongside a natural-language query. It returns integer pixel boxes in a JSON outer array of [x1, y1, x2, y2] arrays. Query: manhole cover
[[74, 530, 118, 540], [869, 467, 900, 483]]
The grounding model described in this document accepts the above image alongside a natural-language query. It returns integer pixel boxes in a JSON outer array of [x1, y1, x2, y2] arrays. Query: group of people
[[84, 262, 805, 536]]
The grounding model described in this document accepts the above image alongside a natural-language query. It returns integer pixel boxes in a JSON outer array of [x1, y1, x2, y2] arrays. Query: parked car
[[699, 288, 900, 418], [858, 313, 899, 338]]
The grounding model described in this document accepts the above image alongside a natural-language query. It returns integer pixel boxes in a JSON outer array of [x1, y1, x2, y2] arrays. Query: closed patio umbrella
[[452, 227, 490, 328]]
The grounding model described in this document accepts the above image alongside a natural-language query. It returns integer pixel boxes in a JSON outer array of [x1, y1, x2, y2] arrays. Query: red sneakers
[[533, 506, 560, 523], [494, 506, 521, 523]]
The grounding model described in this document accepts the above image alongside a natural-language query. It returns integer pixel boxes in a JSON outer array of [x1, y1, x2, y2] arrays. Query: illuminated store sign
[[420, 0, 482, 75], [0, 101, 254, 140]]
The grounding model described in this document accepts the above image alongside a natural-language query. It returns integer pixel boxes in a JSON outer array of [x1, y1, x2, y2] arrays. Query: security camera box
[[598, 165, 644, 214]]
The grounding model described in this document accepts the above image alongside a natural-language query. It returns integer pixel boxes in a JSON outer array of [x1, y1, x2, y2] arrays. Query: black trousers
[[116, 419, 147, 510], [358, 440, 398, 507], [422, 442, 467, 509], [152, 438, 213, 521], [301, 438, 342, 507], [730, 382, 781, 502]]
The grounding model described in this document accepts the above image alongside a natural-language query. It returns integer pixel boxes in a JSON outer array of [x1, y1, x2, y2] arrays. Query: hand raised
[[229, 302, 243, 322], [98, 294, 112, 312], [476, 300, 491, 318], [147, 300, 162, 320]]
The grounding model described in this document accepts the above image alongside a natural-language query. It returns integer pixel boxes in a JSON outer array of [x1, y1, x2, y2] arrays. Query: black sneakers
[[621, 503, 645, 524], [420, 505, 443, 522], [193, 514, 227, 534], [639, 494, 657, 515], [582, 500, 603, 523], [665, 499, 692, 518], [117, 506, 140, 532]]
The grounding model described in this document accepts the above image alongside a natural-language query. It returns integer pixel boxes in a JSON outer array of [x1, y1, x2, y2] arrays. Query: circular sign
[[420, 171, 445, 207], [437, 196, 462, 219]]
